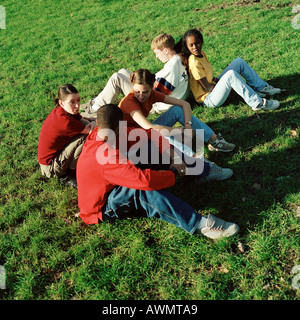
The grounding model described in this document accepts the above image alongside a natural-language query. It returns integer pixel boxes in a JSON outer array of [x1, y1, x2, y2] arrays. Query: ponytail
[[130, 69, 156, 88], [54, 97, 60, 107]]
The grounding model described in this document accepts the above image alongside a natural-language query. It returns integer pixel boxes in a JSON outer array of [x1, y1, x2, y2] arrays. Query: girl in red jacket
[[38, 84, 96, 186]]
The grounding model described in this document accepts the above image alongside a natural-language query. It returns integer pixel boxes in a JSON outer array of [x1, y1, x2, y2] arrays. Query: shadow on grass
[[179, 75, 300, 234], [55, 73, 300, 238]]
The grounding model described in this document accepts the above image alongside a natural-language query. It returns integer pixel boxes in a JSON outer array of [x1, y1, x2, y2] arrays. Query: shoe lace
[[213, 134, 228, 147], [209, 218, 225, 231]]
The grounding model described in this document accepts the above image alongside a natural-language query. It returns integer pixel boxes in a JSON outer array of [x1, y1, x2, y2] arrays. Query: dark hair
[[54, 84, 78, 107], [97, 104, 124, 131], [175, 28, 204, 67], [130, 69, 156, 88]]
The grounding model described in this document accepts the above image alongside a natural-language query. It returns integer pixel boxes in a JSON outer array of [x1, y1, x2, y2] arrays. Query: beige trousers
[[40, 134, 86, 178], [94, 68, 133, 107]]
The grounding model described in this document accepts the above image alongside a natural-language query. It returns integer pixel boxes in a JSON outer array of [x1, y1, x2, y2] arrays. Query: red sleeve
[[150, 90, 166, 104], [104, 161, 175, 191], [119, 92, 141, 115], [64, 116, 85, 135], [97, 144, 175, 190]]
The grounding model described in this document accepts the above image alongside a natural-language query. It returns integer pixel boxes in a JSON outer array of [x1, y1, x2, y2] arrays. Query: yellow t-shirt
[[188, 51, 215, 103]]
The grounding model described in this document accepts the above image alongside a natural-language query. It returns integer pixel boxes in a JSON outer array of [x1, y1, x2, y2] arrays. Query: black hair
[[175, 28, 204, 67], [97, 104, 124, 131]]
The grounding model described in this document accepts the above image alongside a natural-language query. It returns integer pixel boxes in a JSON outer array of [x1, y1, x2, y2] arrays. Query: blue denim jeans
[[102, 186, 201, 234], [153, 105, 215, 146], [203, 57, 266, 109]]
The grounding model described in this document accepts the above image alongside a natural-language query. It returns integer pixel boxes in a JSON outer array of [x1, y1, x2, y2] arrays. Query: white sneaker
[[197, 214, 239, 239], [80, 98, 95, 111], [255, 98, 280, 111], [258, 84, 281, 97], [195, 162, 233, 184]]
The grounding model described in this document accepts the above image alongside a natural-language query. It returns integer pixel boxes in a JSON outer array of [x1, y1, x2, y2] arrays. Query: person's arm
[[198, 77, 216, 92], [163, 95, 193, 129], [80, 121, 97, 134], [189, 53, 216, 93], [164, 146, 186, 177], [129, 110, 181, 134], [103, 148, 176, 190]]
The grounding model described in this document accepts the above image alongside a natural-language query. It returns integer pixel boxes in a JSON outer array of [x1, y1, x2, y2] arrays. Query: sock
[[258, 99, 265, 107]]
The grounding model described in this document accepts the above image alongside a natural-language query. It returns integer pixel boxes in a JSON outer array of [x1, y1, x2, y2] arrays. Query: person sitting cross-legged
[[76, 104, 240, 239]]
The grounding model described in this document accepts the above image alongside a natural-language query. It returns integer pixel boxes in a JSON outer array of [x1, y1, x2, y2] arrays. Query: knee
[[233, 57, 245, 66], [223, 69, 237, 79], [171, 105, 182, 112], [118, 68, 130, 74], [232, 57, 247, 71], [170, 105, 184, 119], [118, 68, 132, 77], [111, 72, 119, 81], [109, 72, 119, 85], [233, 57, 244, 64]]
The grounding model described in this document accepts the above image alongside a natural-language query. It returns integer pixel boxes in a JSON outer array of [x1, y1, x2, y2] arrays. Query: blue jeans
[[204, 57, 266, 109], [153, 105, 215, 146], [102, 186, 201, 234]]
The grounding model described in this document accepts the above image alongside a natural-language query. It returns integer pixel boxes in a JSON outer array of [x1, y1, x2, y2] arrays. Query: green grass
[[0, 0, 299, 300]]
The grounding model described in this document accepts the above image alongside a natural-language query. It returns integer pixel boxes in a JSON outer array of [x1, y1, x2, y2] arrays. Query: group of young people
[[38, 29, 282, 240]]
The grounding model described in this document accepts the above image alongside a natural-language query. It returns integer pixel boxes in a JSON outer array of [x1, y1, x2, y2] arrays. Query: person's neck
[[167, 49, 177, 60], [97, 128, 109, 141], [97, 128, 118, 142]]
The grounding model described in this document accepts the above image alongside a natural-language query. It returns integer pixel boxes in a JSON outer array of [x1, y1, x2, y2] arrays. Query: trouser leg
[[218, 57, 267, 91], [94, 68, 133, 107], [40, 134, 86, 178], [153, 105, 214, 143], [103, 186, 201, 234], [204, 70, 262, 109]]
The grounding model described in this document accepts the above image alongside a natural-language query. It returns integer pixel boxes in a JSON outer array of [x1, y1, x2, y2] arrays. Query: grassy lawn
[[0, 0, 299, 300]]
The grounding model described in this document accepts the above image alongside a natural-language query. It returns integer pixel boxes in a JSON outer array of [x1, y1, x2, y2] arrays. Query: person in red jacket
[[76, 104, 239, 240], [38, 84, 96, 186]]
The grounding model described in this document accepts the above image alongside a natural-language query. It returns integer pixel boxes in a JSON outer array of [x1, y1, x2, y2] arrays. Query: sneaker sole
[[201, 224, 240, 239], [262, 102, 280, 111], [217, 168, 233, 181], [208, 144, 236, 153]]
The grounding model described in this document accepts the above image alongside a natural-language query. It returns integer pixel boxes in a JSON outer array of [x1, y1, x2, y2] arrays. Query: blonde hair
[[151, 33, 175, 51]]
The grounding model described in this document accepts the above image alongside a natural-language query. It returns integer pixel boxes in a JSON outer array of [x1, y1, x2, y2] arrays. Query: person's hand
[[84, 121, 97, 134], [213, 77, 219, 84], [89, 121, 97, 131], [170, 157, 186, 177]]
